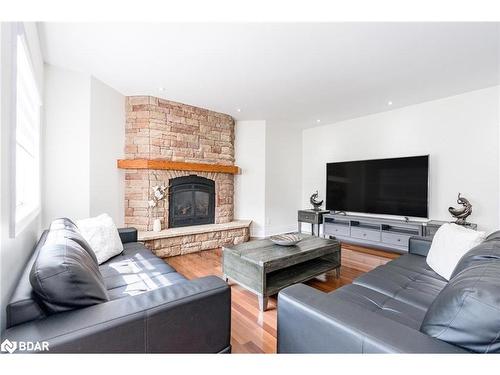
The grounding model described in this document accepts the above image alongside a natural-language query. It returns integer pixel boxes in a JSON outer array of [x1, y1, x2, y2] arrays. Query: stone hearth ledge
[[138, 220, 251, 241], [139, 220, 252, 258]]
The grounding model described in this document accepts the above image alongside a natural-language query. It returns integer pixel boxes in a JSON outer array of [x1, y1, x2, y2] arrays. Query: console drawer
[[381, 232, 411, 247], [298, 211, 319, 223], [324, 223, 350, 237], [351, 227, 381, 242]]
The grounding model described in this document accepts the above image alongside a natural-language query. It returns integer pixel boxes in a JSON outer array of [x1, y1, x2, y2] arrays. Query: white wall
[[303, 86, 500, 233], [265, 122, 303, 235], [234, 121, 266, 237], [43, 65, 91, 225], [89, 77, 125, 226], [43, 65, 125, 227], [234, 120, 303, 237], [0, 23, 44, 332]]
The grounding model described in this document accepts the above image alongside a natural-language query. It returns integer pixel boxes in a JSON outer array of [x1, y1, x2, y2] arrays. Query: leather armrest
[[277, 284, 466, 353], [2, 276, 231, 353], [118, 227, 137, 244], [408, 236, 433, 257]]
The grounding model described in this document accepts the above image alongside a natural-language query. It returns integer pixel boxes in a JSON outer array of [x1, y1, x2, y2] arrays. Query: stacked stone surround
[[124, 95, 245, 257], [142, 222, 250, 258], [125, 96, 234, 164]]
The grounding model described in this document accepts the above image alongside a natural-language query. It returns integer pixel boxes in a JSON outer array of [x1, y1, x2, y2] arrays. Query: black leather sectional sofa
[[3, 218, 231, 353], [277, 232, 500, 353]]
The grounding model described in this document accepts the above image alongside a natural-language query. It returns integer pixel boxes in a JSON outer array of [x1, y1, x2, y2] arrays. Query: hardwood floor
[[341, 243, 399, 272], [168, 247, 367, 353]]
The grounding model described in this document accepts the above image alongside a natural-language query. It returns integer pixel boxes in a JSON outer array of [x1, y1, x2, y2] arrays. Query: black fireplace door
[[168, 175, 215, 228]]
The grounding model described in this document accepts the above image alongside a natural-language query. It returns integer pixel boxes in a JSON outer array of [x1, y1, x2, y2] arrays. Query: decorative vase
[[153, 218, 162, 232]]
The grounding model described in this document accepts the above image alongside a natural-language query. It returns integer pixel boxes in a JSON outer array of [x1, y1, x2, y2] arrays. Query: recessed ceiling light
[[236, 108, 241, 113], [316, 119, 321, 123], [387, 101, 393, 106], [159, 87, 165, 92]]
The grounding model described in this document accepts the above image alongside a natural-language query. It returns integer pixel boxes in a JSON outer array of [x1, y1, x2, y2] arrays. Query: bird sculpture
[[448, 193, 472, 225], [310, 191, 324, 211]]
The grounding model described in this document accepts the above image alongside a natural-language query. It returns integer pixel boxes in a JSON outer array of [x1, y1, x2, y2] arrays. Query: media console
[[323, 213, 425, 253]]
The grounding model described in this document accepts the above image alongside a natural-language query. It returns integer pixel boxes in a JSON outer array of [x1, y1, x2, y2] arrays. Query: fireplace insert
[[168, 175, 215, 228]]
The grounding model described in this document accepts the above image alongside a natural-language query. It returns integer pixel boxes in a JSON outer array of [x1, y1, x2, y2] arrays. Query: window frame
[[9, 23, 42, 238]]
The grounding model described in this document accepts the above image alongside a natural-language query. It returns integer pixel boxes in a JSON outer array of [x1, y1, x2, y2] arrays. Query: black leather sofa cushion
[[420, 258, 500, 353], [100, 242, 187, 300], [385, 253, 447, 281], [329, 284, 427, 329], [352, 255, 447, 311], [30, 220, 109, 314]]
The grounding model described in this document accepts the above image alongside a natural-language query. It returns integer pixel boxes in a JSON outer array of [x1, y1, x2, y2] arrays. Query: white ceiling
[[39, 22, 499, 127]]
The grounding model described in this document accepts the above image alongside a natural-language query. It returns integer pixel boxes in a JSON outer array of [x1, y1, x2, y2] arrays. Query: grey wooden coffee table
[[222, 234, 341, 311]]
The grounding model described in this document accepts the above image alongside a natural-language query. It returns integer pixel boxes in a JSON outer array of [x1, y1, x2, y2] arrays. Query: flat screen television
[[326, 155, 429, 218]]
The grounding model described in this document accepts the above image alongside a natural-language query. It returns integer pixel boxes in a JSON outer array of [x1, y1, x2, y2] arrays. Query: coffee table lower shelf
[[266, 255, 339, 296], [223, 252, 340, 311]]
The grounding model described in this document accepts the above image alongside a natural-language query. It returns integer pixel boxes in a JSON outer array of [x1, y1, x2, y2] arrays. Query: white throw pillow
[[76, 213, 124, 265], [426, 223, 486, 280]]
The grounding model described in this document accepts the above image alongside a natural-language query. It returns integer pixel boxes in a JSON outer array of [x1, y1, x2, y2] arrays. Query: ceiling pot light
[[387, 101, 393, 106], [316, 119, 321, 123], [236, 108, 241, 113]]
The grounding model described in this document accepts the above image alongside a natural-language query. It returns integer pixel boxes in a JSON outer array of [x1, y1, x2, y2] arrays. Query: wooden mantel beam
[[117, 159, 241, 174]]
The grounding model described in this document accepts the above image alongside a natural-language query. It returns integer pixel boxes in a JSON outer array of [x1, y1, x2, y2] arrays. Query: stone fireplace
[[119, 96, 250, 257]]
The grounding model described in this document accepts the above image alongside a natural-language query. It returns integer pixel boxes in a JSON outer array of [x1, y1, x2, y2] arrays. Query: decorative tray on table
[[269, 233, 302, 246]]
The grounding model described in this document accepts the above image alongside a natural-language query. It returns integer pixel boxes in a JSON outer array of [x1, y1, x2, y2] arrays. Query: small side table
[[298, 209, 329, 236]]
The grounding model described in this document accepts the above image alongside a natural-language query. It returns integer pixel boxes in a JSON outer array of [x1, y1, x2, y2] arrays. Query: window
[[12, 27, 41, 236]]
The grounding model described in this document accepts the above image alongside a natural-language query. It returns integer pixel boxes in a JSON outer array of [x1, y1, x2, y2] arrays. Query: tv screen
[[326, 155, 429, 218]]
